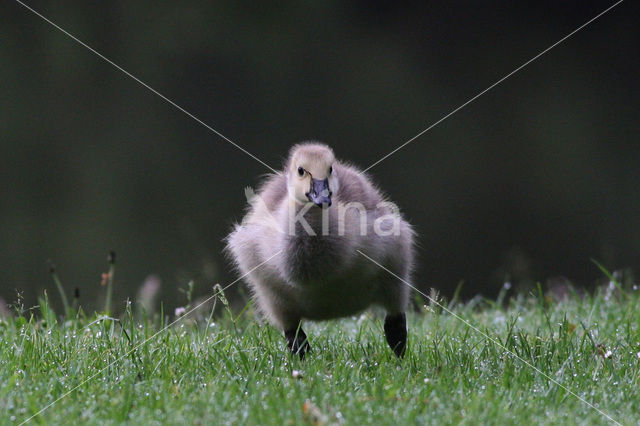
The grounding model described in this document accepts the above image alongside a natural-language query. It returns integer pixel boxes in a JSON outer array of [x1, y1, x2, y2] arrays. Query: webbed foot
[[285, 326, 311, 359], [384, 312, 407, 358]]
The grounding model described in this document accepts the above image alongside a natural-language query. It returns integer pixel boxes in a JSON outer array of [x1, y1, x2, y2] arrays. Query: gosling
[[225, 142, 415, 358]]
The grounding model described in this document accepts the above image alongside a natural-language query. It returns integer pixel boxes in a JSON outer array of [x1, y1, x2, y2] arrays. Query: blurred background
[[1, 1, 638, 314]]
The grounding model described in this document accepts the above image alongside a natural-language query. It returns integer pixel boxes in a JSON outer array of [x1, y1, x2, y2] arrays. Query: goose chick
[[225, 142, 415, 358]]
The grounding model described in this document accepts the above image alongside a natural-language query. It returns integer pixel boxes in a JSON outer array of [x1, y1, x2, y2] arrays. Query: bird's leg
[[284, 324, 311, 359], [384, 312, 407, 358]]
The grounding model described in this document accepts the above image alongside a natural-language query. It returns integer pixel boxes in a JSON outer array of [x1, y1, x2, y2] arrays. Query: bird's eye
[[297, 167, 304, 176], [329, 166, 333, 175]]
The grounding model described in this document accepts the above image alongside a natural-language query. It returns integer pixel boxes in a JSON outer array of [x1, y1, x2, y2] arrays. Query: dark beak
[[306, 178, 332, 207]]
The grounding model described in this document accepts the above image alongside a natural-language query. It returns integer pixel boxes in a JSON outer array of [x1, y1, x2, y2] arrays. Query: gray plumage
[[225, 142, 415, 357]]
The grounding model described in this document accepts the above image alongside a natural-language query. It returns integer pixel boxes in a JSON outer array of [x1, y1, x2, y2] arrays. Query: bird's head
[[286, 142, 338, 208]]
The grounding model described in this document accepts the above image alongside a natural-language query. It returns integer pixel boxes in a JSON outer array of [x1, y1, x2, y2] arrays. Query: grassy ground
[[1, 280, 639, 425]]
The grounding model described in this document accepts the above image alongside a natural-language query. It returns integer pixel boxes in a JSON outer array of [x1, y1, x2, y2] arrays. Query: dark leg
[[285, 325, 311, 359], [384, 312, 407, 358]]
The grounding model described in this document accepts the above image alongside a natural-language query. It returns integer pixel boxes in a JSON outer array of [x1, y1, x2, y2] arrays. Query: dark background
[[1, 1, 638, 313]]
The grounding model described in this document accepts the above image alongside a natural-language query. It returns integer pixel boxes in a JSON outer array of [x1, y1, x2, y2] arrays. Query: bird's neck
[[286, 197, 331, 237]]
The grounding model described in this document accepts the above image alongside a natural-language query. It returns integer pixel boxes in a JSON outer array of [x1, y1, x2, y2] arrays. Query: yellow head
[[286, 143, 339, 207]]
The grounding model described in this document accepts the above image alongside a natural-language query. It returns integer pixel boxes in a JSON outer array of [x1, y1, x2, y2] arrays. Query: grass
[[1, 275, 639, 425]]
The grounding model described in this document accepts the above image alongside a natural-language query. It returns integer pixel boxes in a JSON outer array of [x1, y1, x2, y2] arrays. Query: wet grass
[[1, 280, 639, 425]]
